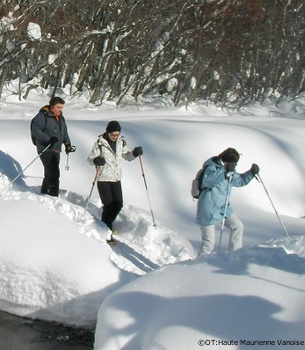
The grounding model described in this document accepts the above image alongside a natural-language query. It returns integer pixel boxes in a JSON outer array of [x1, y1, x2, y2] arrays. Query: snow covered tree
[[0, 0, 305, 107]]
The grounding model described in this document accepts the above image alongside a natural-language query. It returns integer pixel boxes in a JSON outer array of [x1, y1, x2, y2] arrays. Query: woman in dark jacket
[[31, 96, 73, 197]]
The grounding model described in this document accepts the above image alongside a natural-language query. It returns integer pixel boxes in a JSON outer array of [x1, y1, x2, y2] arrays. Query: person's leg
[[198, 224, 215, 256], [41, 178, 47, 194], [40, 151, 60, 196], [109, 181, 123, 225], [225, 212, 244, 251], [97, 181, 123, 230], [100, 182, 123, 230], [97, 181, 114, 229]]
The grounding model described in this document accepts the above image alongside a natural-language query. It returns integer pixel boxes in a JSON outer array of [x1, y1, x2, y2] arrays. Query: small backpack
[[30, 111, 47, 145], [191, 165, 207, 199]]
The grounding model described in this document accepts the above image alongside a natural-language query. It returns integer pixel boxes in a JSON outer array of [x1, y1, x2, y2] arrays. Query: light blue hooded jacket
[[196, 156, 255, 226]]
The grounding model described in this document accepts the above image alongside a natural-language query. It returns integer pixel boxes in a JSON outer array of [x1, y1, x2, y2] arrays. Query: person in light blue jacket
[[197, 147, 259, 256]]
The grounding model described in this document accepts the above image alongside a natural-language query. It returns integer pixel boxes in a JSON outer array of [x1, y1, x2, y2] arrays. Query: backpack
[[30, 111, 47, 145], [191, 165, 207, 199]]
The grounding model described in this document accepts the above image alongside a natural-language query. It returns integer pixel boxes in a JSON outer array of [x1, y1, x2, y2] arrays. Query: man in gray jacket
[[31, 96, 73, 197], [197, 147, 259, 256], [87, 120, 143, 234]]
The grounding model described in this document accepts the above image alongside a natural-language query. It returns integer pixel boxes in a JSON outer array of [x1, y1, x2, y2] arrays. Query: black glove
[[49, 136, 59, 145], [226, 162, 236, 172], [93, 156, 106, 166], [250, 163, 260, 175], [133, 146, 143, 157], [65, 144, 76, 154]]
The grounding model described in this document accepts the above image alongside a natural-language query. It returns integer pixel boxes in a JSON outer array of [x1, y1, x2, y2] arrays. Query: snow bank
[[94, 238, 305, 349]]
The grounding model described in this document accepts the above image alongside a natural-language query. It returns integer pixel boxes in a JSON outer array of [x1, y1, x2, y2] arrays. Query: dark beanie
[[106, 120, 121, 133], [218, 147, 240, 163]]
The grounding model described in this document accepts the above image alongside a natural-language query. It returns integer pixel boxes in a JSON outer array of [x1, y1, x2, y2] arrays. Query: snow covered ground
[[1, 90, 305, 349]]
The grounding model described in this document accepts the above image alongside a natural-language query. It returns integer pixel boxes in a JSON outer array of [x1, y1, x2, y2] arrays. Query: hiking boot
[[106, 236, 117, 245]]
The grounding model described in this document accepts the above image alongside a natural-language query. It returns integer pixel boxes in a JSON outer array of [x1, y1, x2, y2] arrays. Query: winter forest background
[[2, 1, 305, 349], [1, 0, 305, 108]]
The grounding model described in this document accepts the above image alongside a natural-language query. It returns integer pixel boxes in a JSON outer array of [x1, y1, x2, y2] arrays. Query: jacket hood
[[204, 156, 222, 168], [39, 105, 50, 113]]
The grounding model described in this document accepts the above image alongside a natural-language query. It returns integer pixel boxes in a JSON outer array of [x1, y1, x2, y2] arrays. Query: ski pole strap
[[65, 154, 70, 171], [139, 155, 145, 177], [93, 166, 100, 183], [65, 145, 76, 171]]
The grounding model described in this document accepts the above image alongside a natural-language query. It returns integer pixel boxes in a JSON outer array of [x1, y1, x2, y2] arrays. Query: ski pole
[[65, 154, 70, 170], [218, 172, 234, 253], [139, 155, 157, 228], [85, 166, 100, 211], [65, 145, 76, 171], [255, 173, 289, 237], [0, 143, 51, 194]]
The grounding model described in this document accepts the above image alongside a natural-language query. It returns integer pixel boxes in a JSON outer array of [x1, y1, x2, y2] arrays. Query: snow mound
[[94, 237, 305, 350], [0, 173, 194, 326]]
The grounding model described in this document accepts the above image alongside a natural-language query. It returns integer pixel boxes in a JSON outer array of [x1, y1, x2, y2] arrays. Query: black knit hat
[[106, 120, 121, 133], [218, 147, 240, 163]]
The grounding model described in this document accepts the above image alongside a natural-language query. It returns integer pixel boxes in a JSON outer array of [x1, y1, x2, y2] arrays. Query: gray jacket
[[31, 107, 70, 153], [196, 156, 254, 226], [87, 134, 135, 181]]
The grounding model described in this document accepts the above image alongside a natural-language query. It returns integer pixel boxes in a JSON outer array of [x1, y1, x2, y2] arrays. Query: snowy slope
[[0, 178, 193, 326], [0, 91, 305, 349], [95, 240, 305, 350]]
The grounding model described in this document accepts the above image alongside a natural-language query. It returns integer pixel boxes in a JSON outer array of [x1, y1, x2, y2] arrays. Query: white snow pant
[[198, 213, 244, 256]]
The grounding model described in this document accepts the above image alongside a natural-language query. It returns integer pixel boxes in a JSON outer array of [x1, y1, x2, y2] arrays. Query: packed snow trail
[[0, 172, 194, 275]]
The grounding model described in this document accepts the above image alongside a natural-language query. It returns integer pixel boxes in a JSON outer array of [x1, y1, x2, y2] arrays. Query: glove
[[49, 136, 59, 145], [65, 144, 76, 154], [250, 163, 260, 175], [133, 146, 143, 157], [93, 156, 106, 166], [226, 162, 236, 172]]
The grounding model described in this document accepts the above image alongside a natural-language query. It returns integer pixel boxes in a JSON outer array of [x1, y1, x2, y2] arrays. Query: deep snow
[[1, 90, 305, 349]]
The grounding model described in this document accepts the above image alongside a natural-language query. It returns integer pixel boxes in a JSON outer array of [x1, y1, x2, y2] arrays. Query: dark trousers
[[97, 181, 123, 230], [40, 151, 60, 197]]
